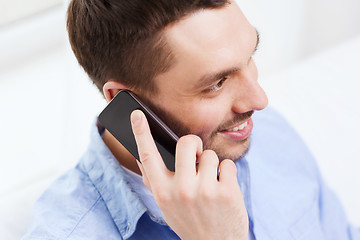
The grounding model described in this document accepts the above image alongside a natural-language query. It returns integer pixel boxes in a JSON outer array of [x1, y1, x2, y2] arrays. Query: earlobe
[[103, 81, 129, 102]]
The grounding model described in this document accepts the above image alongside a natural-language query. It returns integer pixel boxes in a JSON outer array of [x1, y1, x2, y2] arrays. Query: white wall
[[237, 0, 360, 76], [0, 0, 62, 26]]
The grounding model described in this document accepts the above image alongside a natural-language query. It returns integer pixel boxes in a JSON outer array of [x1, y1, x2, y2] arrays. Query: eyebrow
[[195, 29, 260, 89]]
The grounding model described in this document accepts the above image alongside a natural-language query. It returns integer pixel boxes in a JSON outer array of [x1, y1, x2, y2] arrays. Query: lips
[[223, 119, 249, 132], [219, 118, 253, 141]]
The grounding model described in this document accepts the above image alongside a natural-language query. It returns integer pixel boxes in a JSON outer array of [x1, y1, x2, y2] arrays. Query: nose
[[231, 63, 268, 113], [245, 81, 268, 110]]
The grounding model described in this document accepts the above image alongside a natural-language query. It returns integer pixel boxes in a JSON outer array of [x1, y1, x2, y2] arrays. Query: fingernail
[[131, 110, 142, 127]]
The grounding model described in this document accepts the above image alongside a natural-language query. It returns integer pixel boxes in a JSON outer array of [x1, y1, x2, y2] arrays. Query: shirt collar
[[79, 119, 165, 239], [81, 119, 252, 239]]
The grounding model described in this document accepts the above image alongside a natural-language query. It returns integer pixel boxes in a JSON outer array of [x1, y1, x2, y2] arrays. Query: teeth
[[230, 121, 247, 131]]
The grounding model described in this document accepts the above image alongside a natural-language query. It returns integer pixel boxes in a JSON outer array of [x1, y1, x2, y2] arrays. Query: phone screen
[[98, 90, 179, 172]]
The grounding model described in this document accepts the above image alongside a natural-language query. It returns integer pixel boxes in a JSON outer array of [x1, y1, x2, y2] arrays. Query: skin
[[102, 1, 268, 239], [149, 3, 268, 160]]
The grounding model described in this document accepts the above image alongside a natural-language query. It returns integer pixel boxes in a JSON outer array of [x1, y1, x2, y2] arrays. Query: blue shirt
[[22, 107, 359, 239]]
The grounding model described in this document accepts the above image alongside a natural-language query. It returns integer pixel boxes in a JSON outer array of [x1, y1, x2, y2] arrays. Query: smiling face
[[139, 1, 268, 161]]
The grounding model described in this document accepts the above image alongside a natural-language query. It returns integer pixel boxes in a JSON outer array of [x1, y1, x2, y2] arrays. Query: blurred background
[[0, 0, 359, 238]]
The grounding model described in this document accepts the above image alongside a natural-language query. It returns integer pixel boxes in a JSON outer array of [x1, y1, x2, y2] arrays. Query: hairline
[[140, 6, 232, 97]]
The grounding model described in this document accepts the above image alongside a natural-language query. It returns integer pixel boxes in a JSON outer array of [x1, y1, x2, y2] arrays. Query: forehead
[[167, 3, 252, 53], [155, 1, 256, 93]]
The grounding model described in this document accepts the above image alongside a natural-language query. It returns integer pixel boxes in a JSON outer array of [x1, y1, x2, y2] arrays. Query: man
[[23, 0, 359, 239]]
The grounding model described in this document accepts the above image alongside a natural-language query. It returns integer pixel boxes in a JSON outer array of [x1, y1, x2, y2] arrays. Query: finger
[[197, 150, 219, 182], [131, 110, 168, 186], [218, 159, 238, 185], [175, 135, 203, 179], [136, 160, 152, 191]]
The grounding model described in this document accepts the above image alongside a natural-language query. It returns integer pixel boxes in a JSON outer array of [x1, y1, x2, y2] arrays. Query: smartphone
[[98, 90, 179, 172]]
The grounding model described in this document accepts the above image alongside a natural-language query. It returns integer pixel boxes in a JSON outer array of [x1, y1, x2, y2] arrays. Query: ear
[[103, 81, 129, 102]]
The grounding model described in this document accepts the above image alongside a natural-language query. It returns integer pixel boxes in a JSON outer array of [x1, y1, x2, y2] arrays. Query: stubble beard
[[204, 136, 251, 162], [141, 95, 252, 162]]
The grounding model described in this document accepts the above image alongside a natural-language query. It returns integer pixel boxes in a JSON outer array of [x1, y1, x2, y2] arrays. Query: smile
[[227, 121, 248, 131], [219, 118, 253, 142], [223, 119, 250, 132]]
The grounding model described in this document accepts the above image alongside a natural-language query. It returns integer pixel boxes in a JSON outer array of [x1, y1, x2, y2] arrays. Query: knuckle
[[139, 151, 155, 164], [221, 159, 237, 172], [189, 134, 202, 145], [198, 187, 215, 201], [220, 182, 242, 203], [201, 150, 219, 166], [154, 189, 171, 208], [132, 123, 147, 136], [177, 184, 195, 203], [177, 134, 200, 148], [202, 149, 217, 158], [178, 135, 194, 147], [219, 188, 236, 203]]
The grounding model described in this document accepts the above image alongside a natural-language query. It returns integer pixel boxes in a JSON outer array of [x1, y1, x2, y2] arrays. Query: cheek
[[154, 93, 230, 137], [181, 100, 227, 135]]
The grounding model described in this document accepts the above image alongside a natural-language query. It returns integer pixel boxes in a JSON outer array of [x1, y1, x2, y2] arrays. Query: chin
[[207, 137, 251, 162]]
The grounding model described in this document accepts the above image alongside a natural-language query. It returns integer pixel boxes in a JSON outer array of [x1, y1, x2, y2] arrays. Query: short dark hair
[[67, 0, 229, 95]]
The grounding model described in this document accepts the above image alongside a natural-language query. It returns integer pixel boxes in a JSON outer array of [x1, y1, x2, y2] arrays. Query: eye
[[209, 77, 227, 92]]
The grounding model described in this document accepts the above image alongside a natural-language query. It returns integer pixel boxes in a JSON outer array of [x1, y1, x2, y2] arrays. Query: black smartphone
[[98, 90, 179, 172]]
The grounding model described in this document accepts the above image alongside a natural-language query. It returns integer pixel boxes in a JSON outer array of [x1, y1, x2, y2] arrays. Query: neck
[[101, 129, 142, 175]]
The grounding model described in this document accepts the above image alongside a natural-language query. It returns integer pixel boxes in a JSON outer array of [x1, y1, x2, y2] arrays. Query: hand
[[131, 110, 249, 240]]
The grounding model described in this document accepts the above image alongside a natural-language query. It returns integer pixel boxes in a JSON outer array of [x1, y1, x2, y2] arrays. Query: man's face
[[141, 1, 268, 161]]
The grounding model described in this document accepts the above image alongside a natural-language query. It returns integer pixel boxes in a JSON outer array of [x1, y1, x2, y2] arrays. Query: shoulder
[[249, 107, 322, 216], [250, 107, 318, 173], [22, 166, 122, 240], [248, 107, 328, 238]]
